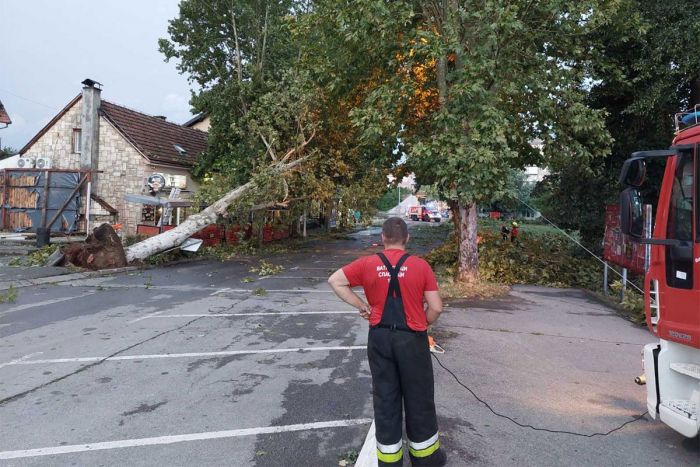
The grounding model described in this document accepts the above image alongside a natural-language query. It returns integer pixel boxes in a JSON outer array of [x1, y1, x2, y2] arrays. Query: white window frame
[[72, 128, 82, 154]]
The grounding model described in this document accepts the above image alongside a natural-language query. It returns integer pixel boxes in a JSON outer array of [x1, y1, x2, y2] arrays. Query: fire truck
[[619, 108, 700, 438]]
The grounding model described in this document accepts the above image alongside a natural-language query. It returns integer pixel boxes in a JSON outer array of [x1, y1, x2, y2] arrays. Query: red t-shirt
[[342, 249, 439, 331]]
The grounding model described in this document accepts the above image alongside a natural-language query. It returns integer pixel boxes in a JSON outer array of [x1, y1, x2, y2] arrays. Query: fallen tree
[[124, 152, 310, 264]]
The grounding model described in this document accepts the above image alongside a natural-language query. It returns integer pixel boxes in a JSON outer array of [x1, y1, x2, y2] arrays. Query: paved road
[[1, 224, 698, 466]]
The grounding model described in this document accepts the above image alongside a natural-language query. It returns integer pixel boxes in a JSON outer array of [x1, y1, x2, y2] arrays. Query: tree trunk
[[124, 157, 307, 263], [457, 202, 478, 282], [447, 199, 461, 233]]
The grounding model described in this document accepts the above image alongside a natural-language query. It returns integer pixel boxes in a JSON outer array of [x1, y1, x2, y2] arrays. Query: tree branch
[[281, 127, 316, 162], [259, 2, 270, 73], [259, 132, 278, 161]]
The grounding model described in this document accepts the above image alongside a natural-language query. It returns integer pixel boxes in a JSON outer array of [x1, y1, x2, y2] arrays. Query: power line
[[0, 87, 58, 111], [516, 197, 644, 294]]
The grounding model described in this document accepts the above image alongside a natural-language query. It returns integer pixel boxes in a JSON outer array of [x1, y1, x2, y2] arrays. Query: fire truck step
[[662, 400, 698, 420], [670, 363, 700, 380]]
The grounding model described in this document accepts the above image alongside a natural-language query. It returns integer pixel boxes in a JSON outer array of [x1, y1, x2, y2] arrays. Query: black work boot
[[410, 447, 447, 466]]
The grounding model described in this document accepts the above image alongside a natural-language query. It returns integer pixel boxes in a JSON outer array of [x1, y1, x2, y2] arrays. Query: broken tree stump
[[63, 223, 127, 270]]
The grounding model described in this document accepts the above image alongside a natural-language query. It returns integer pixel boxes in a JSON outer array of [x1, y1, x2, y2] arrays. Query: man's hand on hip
[[359, 303, 371, 320]]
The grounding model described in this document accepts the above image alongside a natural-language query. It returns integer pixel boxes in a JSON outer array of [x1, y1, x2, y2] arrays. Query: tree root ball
[[63, 223, 128, 270]]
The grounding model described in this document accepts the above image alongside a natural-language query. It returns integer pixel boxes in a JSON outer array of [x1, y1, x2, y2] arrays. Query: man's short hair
[[382, 217, 409, 244]]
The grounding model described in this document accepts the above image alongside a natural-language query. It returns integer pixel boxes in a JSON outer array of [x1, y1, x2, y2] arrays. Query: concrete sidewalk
[[0, 264, 138, 291]]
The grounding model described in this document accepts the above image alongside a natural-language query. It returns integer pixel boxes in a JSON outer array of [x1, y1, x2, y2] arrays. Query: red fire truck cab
[[619, 108, 700, 437]]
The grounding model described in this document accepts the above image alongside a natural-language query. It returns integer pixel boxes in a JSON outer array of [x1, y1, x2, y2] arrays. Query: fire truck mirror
[[619, 158, 646, 187], [620, 187, 644, 238]]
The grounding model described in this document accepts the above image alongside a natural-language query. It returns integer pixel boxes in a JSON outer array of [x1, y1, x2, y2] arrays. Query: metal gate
[[0, 169, 84, 233]]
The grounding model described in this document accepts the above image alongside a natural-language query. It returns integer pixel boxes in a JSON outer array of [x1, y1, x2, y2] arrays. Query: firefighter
[[328, 217, 446, 466], [510, 221, 519, 243], [501, 223, 510, 241]]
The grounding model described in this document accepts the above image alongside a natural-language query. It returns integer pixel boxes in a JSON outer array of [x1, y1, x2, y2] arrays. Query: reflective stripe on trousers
[[408, 431, 440, 458], [376, 439, 403, 464]]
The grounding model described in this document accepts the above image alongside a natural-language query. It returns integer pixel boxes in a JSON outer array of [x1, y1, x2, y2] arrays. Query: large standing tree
[[316, 1, 614, 281], [535, 0, 700, 248]]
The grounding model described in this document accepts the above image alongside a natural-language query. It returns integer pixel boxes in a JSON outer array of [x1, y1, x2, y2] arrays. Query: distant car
[[428, 210, 442, 222]]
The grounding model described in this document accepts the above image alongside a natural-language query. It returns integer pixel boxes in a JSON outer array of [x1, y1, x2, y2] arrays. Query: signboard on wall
[[603, 204, 645, 275], [167, 174, 187, 189]]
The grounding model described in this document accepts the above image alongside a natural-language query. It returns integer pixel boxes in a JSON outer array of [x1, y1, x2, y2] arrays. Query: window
[[164, 174, 187, 189], [72, 129, 81, 154], [666, 151, 693, 241], [665, 150, 694, 289]]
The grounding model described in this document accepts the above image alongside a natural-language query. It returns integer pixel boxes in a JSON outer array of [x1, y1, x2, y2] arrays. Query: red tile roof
[[100, 101, 207, 167], [0, 99, 11, 125]]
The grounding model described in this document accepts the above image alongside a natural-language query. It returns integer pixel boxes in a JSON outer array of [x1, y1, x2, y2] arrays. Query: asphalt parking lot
[[1, 223, 698, 466], [0, 233, 385, 466]]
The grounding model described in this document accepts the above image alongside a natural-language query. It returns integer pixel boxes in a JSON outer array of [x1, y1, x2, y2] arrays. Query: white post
[[303, 205, 307, 239], [621, 267, 628, 301], [85, 181, 92, 235], [603, 262, 608, 294]]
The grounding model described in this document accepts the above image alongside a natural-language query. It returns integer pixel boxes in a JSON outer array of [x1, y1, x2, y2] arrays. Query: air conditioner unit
[[35, 157, 53, 169], [16, 157, 35, 169]]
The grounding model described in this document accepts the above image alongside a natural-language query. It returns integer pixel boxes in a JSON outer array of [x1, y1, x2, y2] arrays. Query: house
[[0, 99, 11, 129], [184, 113, 210, 132], [18, 79, 207, 236]]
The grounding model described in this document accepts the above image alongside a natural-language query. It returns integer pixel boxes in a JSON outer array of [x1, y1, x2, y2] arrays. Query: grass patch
[[338, 449, 359, 466], [0, 286, 18, 303], [438, 277, 510, 300], [426, 226, 644, 321]]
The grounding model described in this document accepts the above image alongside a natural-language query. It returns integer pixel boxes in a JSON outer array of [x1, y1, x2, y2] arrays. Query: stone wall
[[24, 100, 82, 168]]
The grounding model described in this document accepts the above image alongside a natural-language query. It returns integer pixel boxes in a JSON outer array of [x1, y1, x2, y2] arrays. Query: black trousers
[[368, 327, 443, 466]]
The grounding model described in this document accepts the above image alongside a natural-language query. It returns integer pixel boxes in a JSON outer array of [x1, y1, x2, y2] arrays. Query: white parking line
[[143, 310, 358, 319], [128, 310, 164, 324], [0, 418, 373, 460], [209, 287, 232, 296], [0, 293, 94, 316], [3, 345, 366, 366], [0, 352, 44, 369]]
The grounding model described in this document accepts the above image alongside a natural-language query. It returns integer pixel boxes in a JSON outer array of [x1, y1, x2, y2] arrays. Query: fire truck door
[[658, 147, 697, 344]]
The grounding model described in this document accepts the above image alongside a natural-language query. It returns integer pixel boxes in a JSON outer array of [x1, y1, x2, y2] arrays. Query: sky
[[0, 0, 197, 151]]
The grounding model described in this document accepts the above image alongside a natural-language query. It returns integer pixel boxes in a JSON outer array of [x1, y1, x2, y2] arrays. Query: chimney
[[80, 79, 101, 172]]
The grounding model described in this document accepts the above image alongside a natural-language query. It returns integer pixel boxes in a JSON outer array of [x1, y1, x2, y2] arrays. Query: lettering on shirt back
[[376, 265, 407, 279]]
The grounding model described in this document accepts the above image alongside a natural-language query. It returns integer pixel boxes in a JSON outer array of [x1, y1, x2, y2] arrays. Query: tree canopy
[[534, 0, 700, 248], [160, 0, 700, 278]]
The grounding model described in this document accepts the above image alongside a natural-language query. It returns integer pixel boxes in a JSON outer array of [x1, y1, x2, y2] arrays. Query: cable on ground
[[432, 353, 648, 438]]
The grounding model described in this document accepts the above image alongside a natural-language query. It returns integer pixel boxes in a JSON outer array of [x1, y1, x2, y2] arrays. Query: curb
[[0, 266, 140, 291], [354, 420, 377, 467]]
